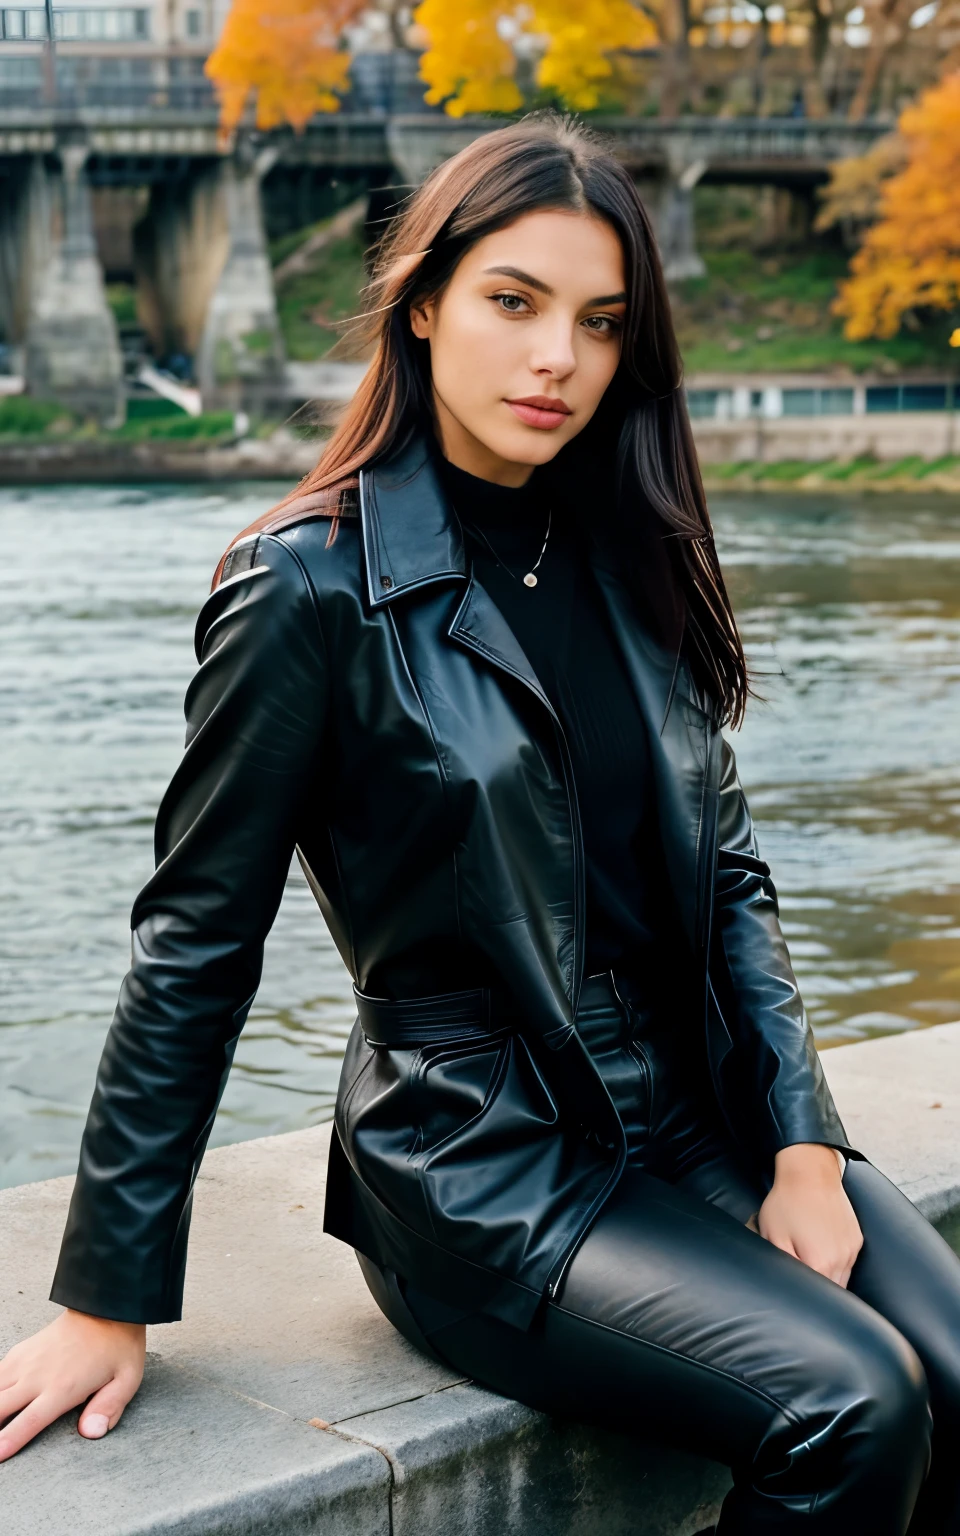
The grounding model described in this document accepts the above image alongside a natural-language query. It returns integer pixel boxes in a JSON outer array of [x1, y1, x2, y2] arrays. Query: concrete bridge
[[0, 110, 892, 420]]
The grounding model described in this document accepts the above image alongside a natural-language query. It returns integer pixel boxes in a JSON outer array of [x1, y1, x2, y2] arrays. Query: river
[[1, 483, 958, 1188]]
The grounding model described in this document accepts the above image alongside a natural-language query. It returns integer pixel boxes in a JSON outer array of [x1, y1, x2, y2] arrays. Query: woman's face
[[410, 209, 627, 486]]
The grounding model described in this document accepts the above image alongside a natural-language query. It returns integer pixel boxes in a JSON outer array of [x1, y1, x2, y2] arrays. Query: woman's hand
[[0, 1309, 145, 1462], [756, 1143, 863, 1288]]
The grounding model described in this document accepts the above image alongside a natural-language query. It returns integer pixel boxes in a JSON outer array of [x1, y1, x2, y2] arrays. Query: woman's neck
[[432, 400, 536, 488]]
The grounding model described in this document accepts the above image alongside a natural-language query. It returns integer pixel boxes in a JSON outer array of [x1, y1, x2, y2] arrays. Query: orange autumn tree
[[413, 0, 657, 117], [206, 0, 366, 134], [834, 72, 960, 340]]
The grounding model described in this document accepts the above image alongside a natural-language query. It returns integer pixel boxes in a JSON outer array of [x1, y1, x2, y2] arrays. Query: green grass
[[273, 227, 369, 362], [703, 455, 960, 488], [126, 396, 189, 420], [673, 249, 957, 376], [105, 283, 138, 327], [869, 455, 928, 480], [914, 454, 960, 478], [0, 396, 235, 442], [746, 459, 830, 482], [0, 397, 75, 435], [106, 410, 236, 441]]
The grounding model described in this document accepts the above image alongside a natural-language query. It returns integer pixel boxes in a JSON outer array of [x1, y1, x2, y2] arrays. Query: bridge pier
[[655, 155, 707, 283], [23, 144, 124, 424], [0, 156, 54, 376], [133, 163, 229, 375], [194, 146, 287, 414]]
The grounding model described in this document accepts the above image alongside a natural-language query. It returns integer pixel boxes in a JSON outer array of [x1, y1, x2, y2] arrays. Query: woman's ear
[[409, 298, 434, 340]]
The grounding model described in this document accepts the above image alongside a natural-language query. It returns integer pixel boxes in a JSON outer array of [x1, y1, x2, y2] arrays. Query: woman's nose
[[530, 322, 577, 378]]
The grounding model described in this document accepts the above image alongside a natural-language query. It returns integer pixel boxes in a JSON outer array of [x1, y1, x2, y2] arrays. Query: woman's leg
[[677, 1143, 960, 1534], [391, 1166, 931, 1535], [838, 1160, 960, 1535]]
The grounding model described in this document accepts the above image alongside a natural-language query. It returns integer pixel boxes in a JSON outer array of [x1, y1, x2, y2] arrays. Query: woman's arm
[[711, 737, 863, 1285], [0, 533, 328, 1457], [711, 735, 850, 1160]]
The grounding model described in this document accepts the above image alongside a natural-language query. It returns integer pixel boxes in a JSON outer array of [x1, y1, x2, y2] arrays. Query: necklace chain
[[457, 505, 553, 589]]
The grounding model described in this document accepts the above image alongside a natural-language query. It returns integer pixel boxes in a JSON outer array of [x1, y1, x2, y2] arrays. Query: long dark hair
[[215, 113, 748, 726]]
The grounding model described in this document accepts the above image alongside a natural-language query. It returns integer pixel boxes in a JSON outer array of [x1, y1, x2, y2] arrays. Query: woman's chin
[[485, 423, 573, 469]]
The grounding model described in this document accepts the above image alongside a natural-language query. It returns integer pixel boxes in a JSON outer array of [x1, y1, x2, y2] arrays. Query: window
[[866, 384, 949, 412], [866, 386, 900, 413], [0, 55, 42, 81], [902, 384, 947, 411], [11, 8, 154, 41], [782, 389, 817, 417], [686, 390, 720, 420], [819, 388, 854, 415], [185, 8, 202, 36], [783, 388, 854, 416]]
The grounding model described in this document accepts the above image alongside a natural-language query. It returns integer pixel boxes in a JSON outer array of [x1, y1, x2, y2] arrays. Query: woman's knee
[[748, 1316, 930, 1532], [800, 1311, 932, 1493], [855, 1324, 931, 1455]]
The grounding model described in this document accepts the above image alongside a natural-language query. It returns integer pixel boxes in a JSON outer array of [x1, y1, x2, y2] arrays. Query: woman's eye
[[583, 314, 620, 334], [493, 292, 530, 314]]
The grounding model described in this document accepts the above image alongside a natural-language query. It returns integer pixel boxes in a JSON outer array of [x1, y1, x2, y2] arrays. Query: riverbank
[[0, 432, 320, 484], [3, 1020, 960, 1536], [701, 457, 960, 493], [4, 433, 960, 491]]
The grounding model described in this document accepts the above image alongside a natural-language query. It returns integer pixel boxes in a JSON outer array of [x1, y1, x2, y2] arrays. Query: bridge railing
[[0, 47, 436, 116]]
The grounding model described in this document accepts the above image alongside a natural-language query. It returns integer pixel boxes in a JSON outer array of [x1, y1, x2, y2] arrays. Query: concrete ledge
[[3, 1022, 960, 1535]]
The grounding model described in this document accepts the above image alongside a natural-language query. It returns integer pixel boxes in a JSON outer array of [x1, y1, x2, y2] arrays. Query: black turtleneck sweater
[[439, 456, 668, 984]]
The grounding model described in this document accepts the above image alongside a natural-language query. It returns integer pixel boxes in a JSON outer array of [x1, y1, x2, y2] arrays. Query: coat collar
[[359, 432, 467, 610], [359, 429, 706, 725]]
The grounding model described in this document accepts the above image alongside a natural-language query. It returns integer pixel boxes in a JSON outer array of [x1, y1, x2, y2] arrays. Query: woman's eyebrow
[[483, 266, 627, 306], [484, 265, 554, 295]]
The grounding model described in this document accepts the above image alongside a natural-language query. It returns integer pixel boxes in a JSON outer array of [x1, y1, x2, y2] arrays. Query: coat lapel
[[361, 436, 561, 713], [360, 434, 719, 959], [589, 558, 717, 956]]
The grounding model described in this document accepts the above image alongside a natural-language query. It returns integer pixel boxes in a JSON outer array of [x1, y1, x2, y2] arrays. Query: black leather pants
[[358, 972, 960, 1534]]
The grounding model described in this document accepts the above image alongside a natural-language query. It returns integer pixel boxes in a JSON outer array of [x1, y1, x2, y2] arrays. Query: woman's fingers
[[0, 1390, 70, 1462], [0, 1310, 146, 1461], [78, 1372, 139, 1438], [0, 1378, 33, 1429]]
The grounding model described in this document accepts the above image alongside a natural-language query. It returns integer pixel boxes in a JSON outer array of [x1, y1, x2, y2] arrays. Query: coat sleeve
[[710, 734, 852, 1164], [50, 534, 328, 1324]]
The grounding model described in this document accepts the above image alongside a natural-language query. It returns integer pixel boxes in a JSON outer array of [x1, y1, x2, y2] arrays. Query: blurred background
[[1, 0, 958, 1189]]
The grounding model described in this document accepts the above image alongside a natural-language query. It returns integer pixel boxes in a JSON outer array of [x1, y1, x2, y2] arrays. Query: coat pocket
[[412, 1031, 511, 1158]]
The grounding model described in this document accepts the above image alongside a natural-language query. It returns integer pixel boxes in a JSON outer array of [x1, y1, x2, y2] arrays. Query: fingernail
[[81, 1414, 109, 1438]]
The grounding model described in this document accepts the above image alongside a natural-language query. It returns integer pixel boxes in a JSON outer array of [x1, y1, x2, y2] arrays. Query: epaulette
[[276, 480, 360, 523], [219, 535, 263, 584], [216, 478, 360, 587]]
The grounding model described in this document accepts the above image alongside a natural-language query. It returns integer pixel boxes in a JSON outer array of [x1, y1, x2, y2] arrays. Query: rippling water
[[1, 484, 958, 1188]]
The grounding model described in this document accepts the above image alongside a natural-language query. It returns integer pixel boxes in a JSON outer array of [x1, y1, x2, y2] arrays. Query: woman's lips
[[505, 397, 572, 430]]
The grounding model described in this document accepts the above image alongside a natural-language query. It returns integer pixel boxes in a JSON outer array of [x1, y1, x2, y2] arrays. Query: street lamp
[[42, 0, 57, 104]]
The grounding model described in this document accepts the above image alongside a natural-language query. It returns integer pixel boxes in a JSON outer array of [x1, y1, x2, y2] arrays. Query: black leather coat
[[51, 432, 851, 1328]]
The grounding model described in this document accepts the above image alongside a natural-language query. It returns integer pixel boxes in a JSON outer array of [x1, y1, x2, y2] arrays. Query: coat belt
[[353, 972, 627, 1049], [352, 982, 514, 1047]]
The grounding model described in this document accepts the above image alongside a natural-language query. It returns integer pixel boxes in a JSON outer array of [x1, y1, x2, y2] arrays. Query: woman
[[2, 115, 960, 1533]]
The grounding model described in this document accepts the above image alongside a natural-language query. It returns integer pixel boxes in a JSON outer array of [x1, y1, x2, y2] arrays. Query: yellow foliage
[[834, 73, 960, 340], [813, 133, 906, 234], [413, 0, 657, 117], [206, 0, 366, 135]]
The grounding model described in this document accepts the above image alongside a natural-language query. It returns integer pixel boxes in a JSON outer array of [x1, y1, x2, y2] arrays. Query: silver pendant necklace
[[459, 506, 552, 588]]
